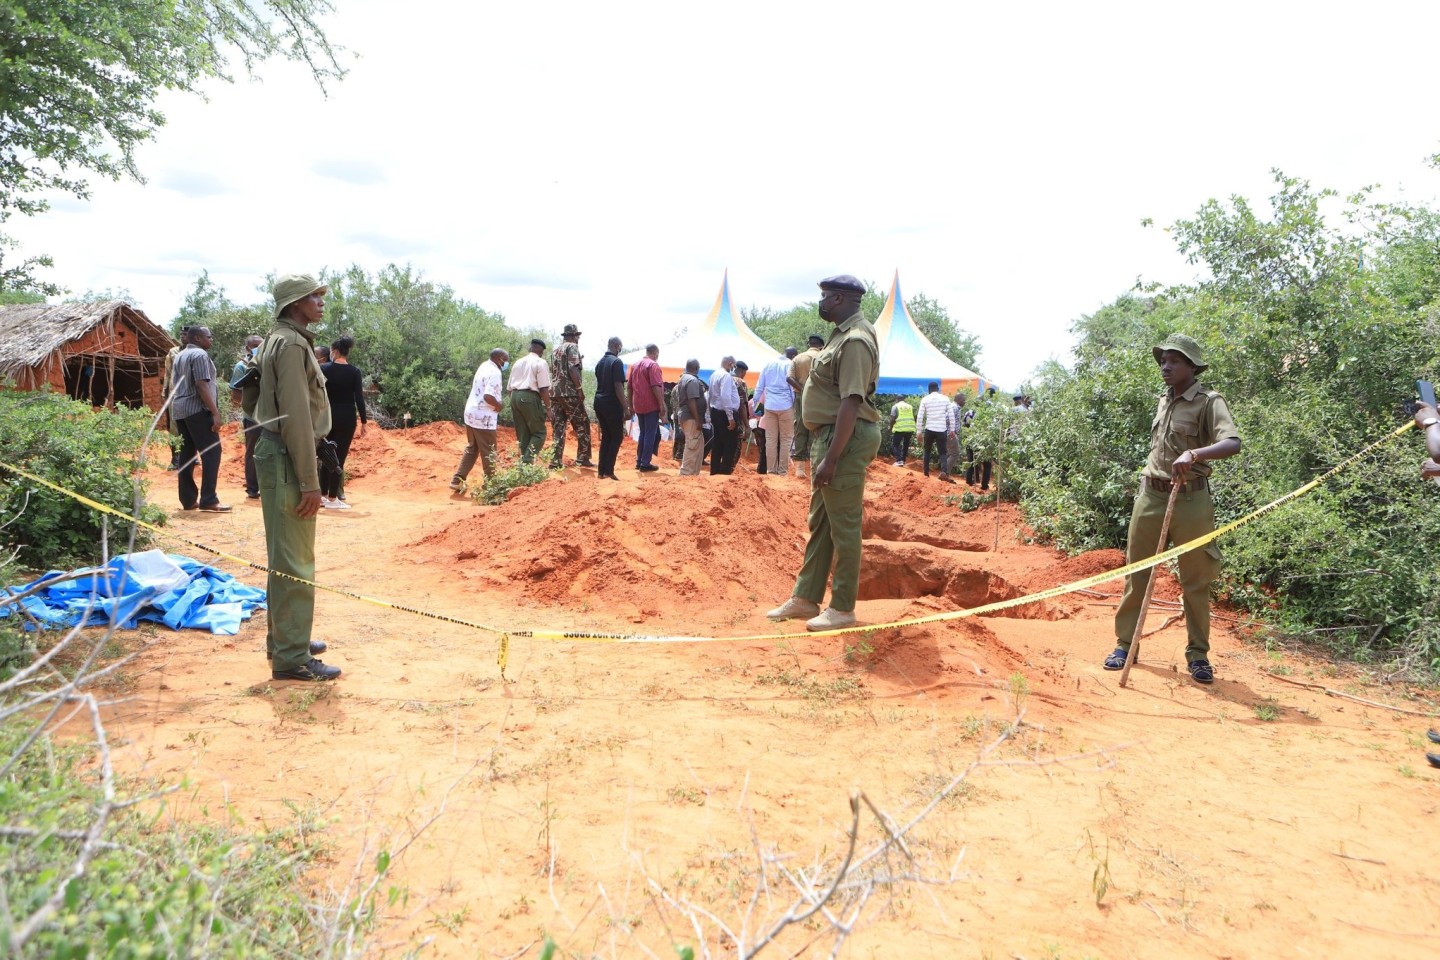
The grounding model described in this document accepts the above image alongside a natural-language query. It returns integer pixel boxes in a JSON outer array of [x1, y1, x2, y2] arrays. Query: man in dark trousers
[[593, 337, 629, 480], [255, 274, 339, 682], [1102, 334, 1240, 685], [171, 326, 230, 512], [708, 355, 741, 475]]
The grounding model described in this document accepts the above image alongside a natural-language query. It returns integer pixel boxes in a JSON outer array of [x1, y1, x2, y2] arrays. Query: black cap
[[818, 274, 865, 294], [531, 338, 546, 349], [734, 361, 748, 372], [807, 334, 825, 346]]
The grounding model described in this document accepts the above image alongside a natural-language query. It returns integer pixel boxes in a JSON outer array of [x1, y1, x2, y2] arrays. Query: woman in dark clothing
[[319, 335, 367, 510]]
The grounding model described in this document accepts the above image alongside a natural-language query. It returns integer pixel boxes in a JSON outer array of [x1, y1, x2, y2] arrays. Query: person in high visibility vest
[[889, 397, 916, 466]]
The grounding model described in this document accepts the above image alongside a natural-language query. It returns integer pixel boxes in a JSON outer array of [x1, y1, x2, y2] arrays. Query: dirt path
[[106, 423, 1440, 958]]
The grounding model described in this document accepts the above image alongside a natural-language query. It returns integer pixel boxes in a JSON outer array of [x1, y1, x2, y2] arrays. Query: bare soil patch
[[101, 423, 1440, 958]]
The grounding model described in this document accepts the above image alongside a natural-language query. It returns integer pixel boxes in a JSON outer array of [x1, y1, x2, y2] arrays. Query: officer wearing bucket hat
[[766, 274, 881, 632], [255, 273, 340, 681], [548, 322, 593, 468], [1103, 333, 1241, 684]]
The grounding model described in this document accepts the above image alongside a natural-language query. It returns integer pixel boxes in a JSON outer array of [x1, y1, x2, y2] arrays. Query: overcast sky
[[17, 0, 1440, 388]]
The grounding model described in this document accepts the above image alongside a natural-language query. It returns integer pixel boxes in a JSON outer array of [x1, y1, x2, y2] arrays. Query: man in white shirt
[[451, 348, 510, 491], [508, 339, 552, 464], [754, 349, 796, 476], [943, 391, 966, 476], [708, 355, 741, 475], [915, 381, 955, 483]]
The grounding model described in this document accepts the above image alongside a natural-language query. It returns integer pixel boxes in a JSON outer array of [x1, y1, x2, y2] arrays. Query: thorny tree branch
[[639, 711, 1130, 958]]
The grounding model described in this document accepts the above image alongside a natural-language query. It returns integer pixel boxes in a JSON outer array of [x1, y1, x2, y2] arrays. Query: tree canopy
[[0, 1, 343, 293]]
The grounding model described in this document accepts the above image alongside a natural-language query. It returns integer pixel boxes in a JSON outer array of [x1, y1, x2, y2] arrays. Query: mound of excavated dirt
[[405, 471, 815, 615]]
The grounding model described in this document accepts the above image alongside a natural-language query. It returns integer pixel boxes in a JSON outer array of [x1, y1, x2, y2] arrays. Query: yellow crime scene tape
[[0, 419, 1416, 677]]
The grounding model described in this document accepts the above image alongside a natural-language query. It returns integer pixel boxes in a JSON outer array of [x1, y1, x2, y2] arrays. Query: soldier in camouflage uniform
[[549, 323, 594, 468]]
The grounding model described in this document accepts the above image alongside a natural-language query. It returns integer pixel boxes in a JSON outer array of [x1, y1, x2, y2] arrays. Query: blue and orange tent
[[620, 270, 775, 385], [873, 271, 993, 396]]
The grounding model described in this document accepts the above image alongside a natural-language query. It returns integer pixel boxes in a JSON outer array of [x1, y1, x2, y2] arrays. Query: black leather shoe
[[1427, 729, 1440, 745], [272, 657, 341, 681], [576, 460, 595, 467], [1428, 752, 1440, 769]]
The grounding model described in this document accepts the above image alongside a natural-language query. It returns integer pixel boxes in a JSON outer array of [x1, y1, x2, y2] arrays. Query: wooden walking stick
[[1119, 480, 1182, 688]]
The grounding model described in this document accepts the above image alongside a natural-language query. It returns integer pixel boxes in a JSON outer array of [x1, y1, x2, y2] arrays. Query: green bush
[[478, 461, 554, 505], [0, 391, 167, 569], [1011, 173, 1440, 668], [0, 713, 373, 958]]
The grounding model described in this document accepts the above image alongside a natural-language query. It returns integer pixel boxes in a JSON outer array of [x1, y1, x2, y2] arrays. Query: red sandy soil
[[103, 422, 1440, 958]]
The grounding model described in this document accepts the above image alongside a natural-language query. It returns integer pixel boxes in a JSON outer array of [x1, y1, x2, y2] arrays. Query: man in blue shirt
[[754, 348, 797, 476]]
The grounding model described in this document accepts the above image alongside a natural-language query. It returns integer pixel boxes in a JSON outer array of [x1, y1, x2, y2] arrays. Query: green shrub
[[478, 462, 554, 505], [0, 715, 374, 958], [1011, 173, 1440, 668], [0, 391, 167, 569]]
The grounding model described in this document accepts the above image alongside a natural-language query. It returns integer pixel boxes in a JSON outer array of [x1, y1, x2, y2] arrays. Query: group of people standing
[[161, 326, 367, 516], [222, 272, 1263, 694], [448, 330, 833, 489], [886, 385, 1025, 488]]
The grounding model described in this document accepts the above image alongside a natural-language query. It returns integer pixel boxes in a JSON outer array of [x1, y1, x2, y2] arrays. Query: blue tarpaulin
[[0, 550, 266, 636]]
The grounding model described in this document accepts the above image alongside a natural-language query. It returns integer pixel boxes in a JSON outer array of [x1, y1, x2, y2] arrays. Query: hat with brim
[[272, 274, 329, 319], [1153, 334, 1208, 373]]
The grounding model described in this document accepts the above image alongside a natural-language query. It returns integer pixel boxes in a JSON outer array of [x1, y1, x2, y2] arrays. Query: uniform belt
[[513, 388, 539, 394], [1145, 475, 1209, 494]]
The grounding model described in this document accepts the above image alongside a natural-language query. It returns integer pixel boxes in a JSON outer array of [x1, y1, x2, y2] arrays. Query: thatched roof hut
[[0, 300, 176, 411]]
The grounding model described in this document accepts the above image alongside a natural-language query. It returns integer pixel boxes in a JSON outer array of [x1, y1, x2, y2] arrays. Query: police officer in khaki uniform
[[766, 275, 881, 631], [256, 274, 339, 681], [786, 334, 825, 478], [1104, 334, 1240, 684], [549, 323, 594, 468]]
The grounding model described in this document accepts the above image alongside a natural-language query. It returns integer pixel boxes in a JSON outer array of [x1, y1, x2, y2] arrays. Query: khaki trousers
[[790, 420, 881, 613], [455, 425, 497, 482], [1114, 482, 1222, 663], [679, 419, 704, 475], [255, 434, 318, 671], [762, 406, 795, 475]]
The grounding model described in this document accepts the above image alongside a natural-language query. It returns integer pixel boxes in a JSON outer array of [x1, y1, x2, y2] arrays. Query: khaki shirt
[[802, 310, 880, 428], [161, 345, 180, 396], [789, 346, 820, 386], [256, 317, 332, 491], [1141, 380, 1240, 481]]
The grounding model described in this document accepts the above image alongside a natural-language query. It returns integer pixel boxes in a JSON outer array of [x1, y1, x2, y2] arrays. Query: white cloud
[[11, 0, 1440, 387]]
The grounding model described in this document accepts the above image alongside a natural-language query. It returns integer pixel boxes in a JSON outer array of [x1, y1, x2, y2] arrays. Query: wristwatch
[[1424, 417, 1440, 428]]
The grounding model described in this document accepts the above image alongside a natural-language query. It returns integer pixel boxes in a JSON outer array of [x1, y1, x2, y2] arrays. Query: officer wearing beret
[[255, 274, 339, 681], [1104, 334, 1240, 684], [766, 275, 881, 631]]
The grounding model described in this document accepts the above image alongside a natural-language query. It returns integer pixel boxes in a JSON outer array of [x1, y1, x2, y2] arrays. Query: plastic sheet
[[0, 550, 267, 636]]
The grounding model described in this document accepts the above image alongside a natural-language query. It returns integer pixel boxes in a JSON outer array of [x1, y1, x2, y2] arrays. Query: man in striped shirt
[[915, 382, 955, 483]]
